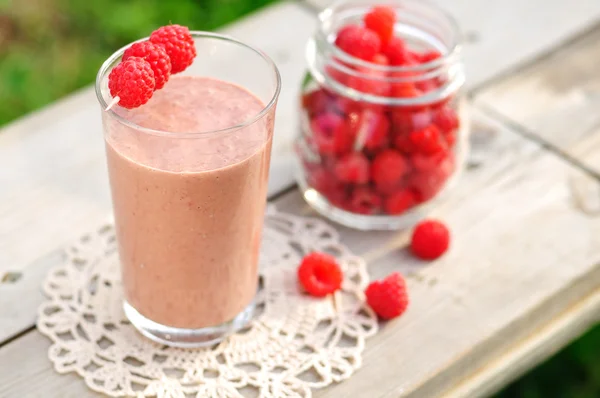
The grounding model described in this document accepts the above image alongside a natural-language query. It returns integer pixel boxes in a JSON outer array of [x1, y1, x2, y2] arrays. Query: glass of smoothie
[[95, 31, 280, 347]]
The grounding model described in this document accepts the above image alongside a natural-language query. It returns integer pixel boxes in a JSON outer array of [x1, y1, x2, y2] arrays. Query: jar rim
[[308, 0, 465, 105], [318, 0, 462, 72]]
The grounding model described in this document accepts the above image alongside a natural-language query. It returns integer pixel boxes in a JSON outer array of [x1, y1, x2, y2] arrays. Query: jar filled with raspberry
[[296, 0, 467, 230]]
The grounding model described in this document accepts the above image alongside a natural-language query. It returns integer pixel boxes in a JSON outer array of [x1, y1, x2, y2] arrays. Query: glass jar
[[295, 0, 467, 230]]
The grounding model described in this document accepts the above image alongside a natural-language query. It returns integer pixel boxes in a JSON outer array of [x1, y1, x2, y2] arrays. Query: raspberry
[[391, 81, 428, 112], [411, 111, 434, 131], [384, 189, 417, 215], [310, 112, 343, 153], [393, 133, 416, 154], [410, 219, 450, 260], [345, 53, 392, 96], [418, 50, 442, 63], [307, 166, 333, 193], [150, 24, 196, 74], [391, 112, 412, 137], [298, 252, 343, 297], [382, 37, 410, 66], [347, 68, 391, 97], [414, 147, 454, 170], [392, 110, 433, 135], [391, 82, 422, 99], [364, 6, 396, 44], [350, 186, 382, 214], [371, 149, 409, 193], [365, 273, 409, 320], [393, 111, 436, 153], [372, 53, 390, 65], [123, 41, 171, 90], [335, 24, 381, 61], [333, 95, 359, 115], [328, 188, 350, 210], [416, 79, 439, 93], [108, 57, 155, 109], [309, 168, 348, 207], [334, 152, 370, 184], [410, 152, 455, 201], [443, 130, 457, 148], [325, 63, 349, 87], [302, 89, 335, 116], [410, 171, 448, 201], [311, 112, 354, 155], [350, 109, 390, 151], [433, 106, 460, 133], [410, 125, 446, 155]]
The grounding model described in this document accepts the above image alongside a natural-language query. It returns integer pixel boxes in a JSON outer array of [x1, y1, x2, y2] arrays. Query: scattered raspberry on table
[[365, 272, 409, 320], [298, 252, 343, 297], [410, 219, 450, 260]]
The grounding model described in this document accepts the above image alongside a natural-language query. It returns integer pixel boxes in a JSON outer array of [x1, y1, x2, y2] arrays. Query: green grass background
[[1, 0, 599, 396]]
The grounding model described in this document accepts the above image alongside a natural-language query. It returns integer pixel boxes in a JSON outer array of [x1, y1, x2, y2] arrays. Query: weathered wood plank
[[476, 24, 600, 176], [0, 250, 64, 344], [0, 1, 316, 278], [2, 107, 599, 397], [302, 0, 600, 89], [445, 284, 600, 398], [0, 331, 104, 398]]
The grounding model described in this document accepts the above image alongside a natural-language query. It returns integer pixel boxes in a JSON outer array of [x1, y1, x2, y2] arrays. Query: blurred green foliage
[[0, 0, 276, 125], [495, 325, 600, 398], [1, 0, 600, 396]]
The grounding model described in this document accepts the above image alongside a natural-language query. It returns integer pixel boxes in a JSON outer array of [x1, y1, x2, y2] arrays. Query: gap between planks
[[468, 19, 600, 98], [477, 103, 600, 181]]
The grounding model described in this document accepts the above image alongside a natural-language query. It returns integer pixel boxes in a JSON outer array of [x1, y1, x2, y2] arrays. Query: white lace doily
[[37, 206, 378, 398]]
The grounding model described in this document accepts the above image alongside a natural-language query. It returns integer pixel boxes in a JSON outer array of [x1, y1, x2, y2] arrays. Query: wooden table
[[1, 1, 600, 397]]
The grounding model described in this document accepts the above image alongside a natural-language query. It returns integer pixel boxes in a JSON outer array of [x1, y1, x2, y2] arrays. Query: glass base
[[295, 112, 470, 231], [295, 158, 464, 231], [123, 300, 255, 348], [298, 182, 428, 231]]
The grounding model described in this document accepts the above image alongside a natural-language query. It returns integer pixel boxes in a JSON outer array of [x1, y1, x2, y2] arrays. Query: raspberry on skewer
[[150, 24, 197, 74], [123, 41, 172, 90], [105, 24, 197, 110], [106, 57, 155, 110]]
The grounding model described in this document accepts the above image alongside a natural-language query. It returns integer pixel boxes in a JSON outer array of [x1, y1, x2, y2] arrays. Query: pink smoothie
[[103, 76, 273, 329]]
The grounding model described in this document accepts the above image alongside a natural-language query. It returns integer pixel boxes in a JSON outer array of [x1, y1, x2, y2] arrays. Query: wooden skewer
[[104, 96, 120, 112]]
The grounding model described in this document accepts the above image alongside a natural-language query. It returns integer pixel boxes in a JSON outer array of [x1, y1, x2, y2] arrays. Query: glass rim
[[95, 31, 281, 138]]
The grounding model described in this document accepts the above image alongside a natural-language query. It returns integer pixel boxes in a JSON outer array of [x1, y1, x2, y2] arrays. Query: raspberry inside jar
[[296, 0, 466, 230]]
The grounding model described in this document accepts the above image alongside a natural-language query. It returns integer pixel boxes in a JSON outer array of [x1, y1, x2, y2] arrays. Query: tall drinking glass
[[95, 32, 281, 347]]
